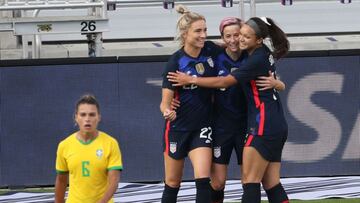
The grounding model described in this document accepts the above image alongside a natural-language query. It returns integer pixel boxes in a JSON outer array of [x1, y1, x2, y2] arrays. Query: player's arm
[[167, 71, 238, 88], [97, 169, 120, 203], [167, 50, 262, 88], [55, 142, 68, 203], [55, 173, 68, 203], [160, 88, 177, 121], [160, 57, 178, 121], [256, 71, 286, 91], [273, 79, 285, 91]]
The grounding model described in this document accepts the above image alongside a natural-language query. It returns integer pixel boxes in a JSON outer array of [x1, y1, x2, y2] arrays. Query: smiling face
[[75, 103, 100, 135], [222, 24, 241, 53], [183, 19, 207, 50], [239, 23, 263, 54]]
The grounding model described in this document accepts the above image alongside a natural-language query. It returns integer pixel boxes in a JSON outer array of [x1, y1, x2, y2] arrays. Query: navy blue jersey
[[162, 41, 219, 131], [231, 45, 288, 136], [213, 48, 248, 133]]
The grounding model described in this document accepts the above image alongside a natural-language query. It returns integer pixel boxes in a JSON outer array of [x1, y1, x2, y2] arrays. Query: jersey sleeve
[[230, 50, 267, 82], [107, 138, 123, 171], [55, 141, 69, 174], [162, 54, 179, 90]]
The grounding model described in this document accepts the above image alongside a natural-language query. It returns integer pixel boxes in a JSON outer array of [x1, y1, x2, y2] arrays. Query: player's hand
[[256, 71, 277, 91], [163, 109, 176, 121], [167, 71, 193, 86], [170, 98, 181, 110]]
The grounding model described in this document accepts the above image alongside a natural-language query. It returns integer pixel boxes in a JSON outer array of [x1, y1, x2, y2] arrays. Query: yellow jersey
[[56, 131, 123, 203]]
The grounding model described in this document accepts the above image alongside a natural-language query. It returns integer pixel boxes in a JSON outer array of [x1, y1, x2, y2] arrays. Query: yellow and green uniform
[[56, 131, 123, 203]]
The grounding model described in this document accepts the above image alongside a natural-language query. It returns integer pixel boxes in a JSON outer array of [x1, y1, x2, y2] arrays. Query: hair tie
[[260, 17, 271, 26]]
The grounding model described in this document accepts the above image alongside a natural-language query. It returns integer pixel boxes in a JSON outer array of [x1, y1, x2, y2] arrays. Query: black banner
[[0, 55, 358, 187]]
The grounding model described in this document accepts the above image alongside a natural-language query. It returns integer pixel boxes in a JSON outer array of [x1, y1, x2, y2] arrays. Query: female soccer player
[[160, 4, 219, 203], [167, 17, 290, 203], [209, 17, 285, 203], [55, 94, 123, 203]]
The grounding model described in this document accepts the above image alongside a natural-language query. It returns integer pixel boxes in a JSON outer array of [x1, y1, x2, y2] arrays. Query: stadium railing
[[0, 0, 114, 58]]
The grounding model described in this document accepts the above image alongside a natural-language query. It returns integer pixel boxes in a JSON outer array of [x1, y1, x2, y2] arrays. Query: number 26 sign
[[80, 21, 97, 32]]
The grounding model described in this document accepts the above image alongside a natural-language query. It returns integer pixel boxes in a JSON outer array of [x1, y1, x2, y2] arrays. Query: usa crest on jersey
[[207, 57, 214, 68], [214, 146, 221, 158], [170, 142, 177, 153]]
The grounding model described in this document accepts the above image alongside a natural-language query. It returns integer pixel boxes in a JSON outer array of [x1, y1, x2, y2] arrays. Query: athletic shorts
[[212, 131, 246, 165], [163, 126, 213, 160], [244, 131, 287, 162]]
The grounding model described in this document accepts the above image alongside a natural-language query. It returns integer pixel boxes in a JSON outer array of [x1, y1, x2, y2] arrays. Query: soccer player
[[160, 4, 219, 203], [55, 94, 123, 203], [167, 17, 290, 203], [209, 17, 285, 203], [169, 17, 285, 203]]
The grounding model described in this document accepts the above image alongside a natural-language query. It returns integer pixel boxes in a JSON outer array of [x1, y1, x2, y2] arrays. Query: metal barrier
[[0, 0, 112, 58], [1, 0, 105, 14]]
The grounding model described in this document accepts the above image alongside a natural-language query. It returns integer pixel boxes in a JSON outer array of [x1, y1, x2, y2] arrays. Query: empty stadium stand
[[0, 0, 114, 58]]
